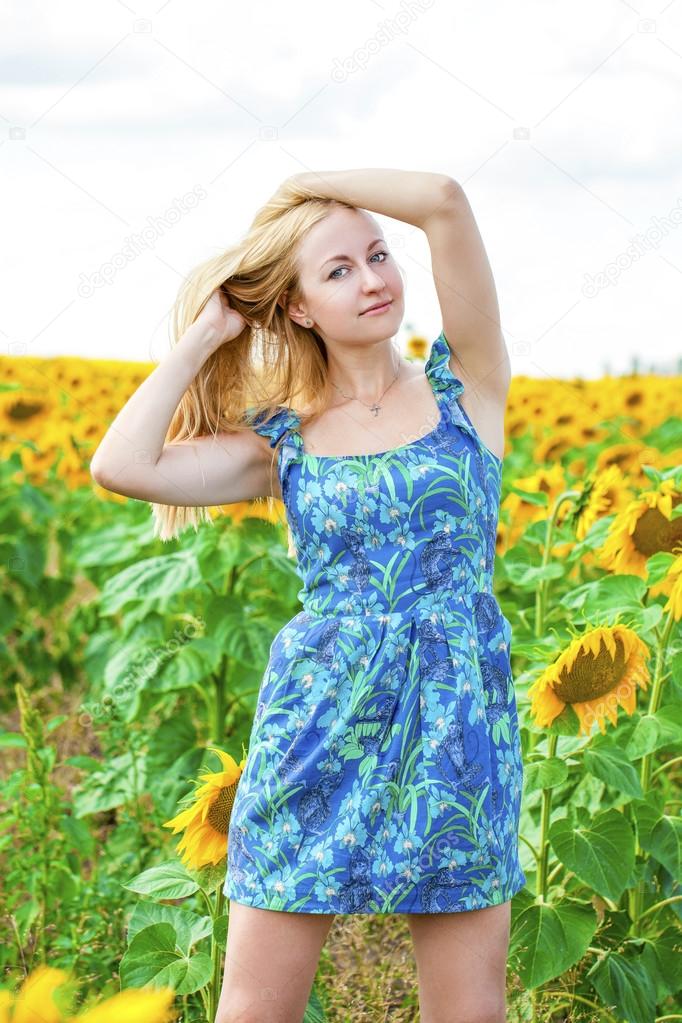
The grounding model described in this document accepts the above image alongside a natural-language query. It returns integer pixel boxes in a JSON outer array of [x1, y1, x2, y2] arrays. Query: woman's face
[[287, 206, 405, 345]]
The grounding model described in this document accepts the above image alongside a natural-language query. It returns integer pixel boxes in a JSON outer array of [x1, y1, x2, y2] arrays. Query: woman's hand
[[193, 288, 248, 353]]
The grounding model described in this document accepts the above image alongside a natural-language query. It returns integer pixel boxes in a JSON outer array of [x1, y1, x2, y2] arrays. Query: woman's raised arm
[[89, 293, 278, 507]]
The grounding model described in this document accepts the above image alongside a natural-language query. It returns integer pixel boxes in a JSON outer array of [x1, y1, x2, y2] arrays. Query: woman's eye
[[328, 250, 389, 280]]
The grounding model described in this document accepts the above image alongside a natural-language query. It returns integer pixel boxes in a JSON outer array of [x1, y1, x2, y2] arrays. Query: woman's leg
[[215, 901, 336, 1023], [406, 901, 512, 1023]]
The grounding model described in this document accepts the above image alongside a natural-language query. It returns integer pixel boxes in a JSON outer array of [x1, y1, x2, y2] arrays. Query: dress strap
[[424, 330, 502, 477], [424, 330, 465, 399], [244, 405, 304, 499], [244, 405, 302, 450]]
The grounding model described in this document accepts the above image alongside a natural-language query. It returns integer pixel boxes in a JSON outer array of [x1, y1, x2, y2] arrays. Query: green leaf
[[99, 551, 202, 614], [629, 797, 665, 848], [645, 551, 676, 588], [185, 859, 229, 896], [122, 861, 200, 900], [582, 739, 643, 799], [75, 520, 157, 567], [549, 808, 635, 901], [559, 574, 646, 617], [524, 757, 568, 794], [0, 732, 26, 748], [213, 914, 228, 950], [153, 638, 224, 693], [45, 715, 68, 733], [71, 751, 147, 816], [508, 901, 597, 987], [587, 948, 657, 1023], [303, 985, 327, 1022], [506, 486, 548, 506], [639, 814, 682, 878], [119, 922, 212, 995], [640, 928, 682, 998], [625, 706, 682, 759], [128, 902, 212, 953]]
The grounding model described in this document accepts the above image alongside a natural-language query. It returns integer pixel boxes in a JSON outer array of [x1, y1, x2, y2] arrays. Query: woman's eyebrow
[[320, 239, 384, 269]]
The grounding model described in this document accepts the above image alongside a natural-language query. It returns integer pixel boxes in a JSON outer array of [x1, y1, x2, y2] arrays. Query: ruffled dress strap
[[424, 330, 465, 400], [425, 330, 503, 474], [243, 405, 305, 501]]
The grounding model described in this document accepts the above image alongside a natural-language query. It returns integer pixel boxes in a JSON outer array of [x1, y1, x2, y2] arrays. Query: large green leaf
[[119, 921, 212, 995], [638, 814, 682, 878], [582, 739, 643, 799], [71, 750, 147, 816], [75, 520, 157, 567], [523, 756, 568, 795], [152, 637, 224, 692], [509, 901, 597, 988], [625, 705, 682, 759], [549, 808, 635, 900], [127, 902, 212, 952], [639, 928, 682, 999], [559, 574, 646, 614], [587, 948, 657, 1023], [629, 796, 665, 847], [99, 551, 202, 613], [122, 860, 200, 900]]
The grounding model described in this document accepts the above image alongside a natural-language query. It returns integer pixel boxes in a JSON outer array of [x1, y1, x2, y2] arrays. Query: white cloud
[[1, 0, 680, 378]]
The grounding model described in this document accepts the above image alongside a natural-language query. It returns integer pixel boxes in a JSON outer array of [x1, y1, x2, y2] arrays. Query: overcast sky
[[2, 0, 680, 379]]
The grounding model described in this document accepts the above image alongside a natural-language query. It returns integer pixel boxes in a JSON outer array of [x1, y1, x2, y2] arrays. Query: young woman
[[91, 169, 524, 1023]]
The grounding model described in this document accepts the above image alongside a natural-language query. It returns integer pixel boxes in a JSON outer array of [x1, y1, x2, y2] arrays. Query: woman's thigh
[[406, 901, 512, 1023], [215, 901, 336, 1023]]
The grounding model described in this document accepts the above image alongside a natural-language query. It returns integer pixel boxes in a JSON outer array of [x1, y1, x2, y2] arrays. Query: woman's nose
[[360, 266, 386, 287]]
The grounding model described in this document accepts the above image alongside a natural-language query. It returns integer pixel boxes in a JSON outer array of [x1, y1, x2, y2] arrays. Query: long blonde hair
[[150, 179, 362, 546]]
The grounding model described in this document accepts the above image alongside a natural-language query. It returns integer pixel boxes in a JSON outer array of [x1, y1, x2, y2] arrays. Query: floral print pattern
[[224, 331, 526, 914]]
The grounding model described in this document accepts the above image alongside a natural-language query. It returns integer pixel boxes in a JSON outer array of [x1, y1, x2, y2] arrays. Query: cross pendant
[[370, 404, 381, 416]]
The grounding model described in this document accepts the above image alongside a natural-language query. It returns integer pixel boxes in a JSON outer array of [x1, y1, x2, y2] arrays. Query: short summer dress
[[224, 330, 526, 914]]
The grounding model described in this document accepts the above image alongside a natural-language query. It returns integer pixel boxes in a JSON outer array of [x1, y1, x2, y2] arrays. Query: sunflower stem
[[631, 607, 676, 932], [537, 733, 558, 902], [529, 489, 580, 761], [211, 667, 228, 746], [208, 886, 226, 1023], [535, 489, 581, 642]]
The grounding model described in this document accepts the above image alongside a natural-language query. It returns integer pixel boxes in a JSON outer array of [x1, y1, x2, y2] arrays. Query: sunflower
[[71, 987, 177, 1023], [499, 463, 571, 551], [528, 624, 651, 736], [597, 478, 682, 577], [649, 552, 682, 621], [0, 965, 176, 1023], [405, 335, 428, 359], [571, 464, 633, 541], [163, 747, 246, 870]]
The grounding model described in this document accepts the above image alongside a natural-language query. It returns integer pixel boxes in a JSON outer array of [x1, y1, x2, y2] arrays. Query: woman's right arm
[[89, 296, 281, 507]]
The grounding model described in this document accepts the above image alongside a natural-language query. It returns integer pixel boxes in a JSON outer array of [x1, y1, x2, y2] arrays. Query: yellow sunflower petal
[[70, 986, 176, 1023], [12, 966, 71, 1023]]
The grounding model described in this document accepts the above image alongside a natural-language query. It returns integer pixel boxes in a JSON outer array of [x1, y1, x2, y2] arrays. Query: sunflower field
[[0, 337, 681, 1023]]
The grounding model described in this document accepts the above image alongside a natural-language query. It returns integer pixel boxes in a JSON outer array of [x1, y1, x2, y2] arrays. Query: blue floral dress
[[224, 330, 526, 914]]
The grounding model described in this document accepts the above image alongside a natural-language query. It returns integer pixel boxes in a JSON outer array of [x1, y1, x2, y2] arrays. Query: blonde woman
[[91, 169, 524, 1023]]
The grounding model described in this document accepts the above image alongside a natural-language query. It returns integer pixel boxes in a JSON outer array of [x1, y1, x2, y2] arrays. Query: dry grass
[[315, 914, 533, 1023], [315, 914, 420, 1022]]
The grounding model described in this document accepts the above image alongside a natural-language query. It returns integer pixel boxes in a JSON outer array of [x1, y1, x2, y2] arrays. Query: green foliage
[[1, 458, 681, 1021]]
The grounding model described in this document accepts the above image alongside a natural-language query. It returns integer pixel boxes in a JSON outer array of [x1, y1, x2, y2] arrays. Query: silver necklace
[[329, 344, 402, 417]]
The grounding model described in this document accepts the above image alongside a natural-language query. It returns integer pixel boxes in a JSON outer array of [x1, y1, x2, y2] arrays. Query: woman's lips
[[361, 300, 392, 316]]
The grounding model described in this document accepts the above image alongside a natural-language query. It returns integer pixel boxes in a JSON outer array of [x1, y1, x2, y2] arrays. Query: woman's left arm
[[286, 168, 452, 229]]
